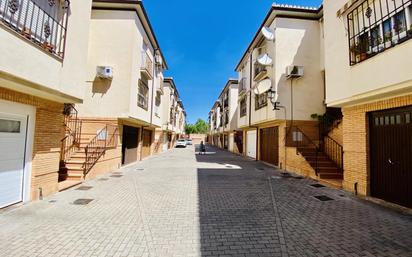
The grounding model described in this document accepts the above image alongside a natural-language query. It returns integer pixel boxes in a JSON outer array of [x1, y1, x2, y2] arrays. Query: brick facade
[[342, 94, 412, 196], [0, 87, 64, 200]]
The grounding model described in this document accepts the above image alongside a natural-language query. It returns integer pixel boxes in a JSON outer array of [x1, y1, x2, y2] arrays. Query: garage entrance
[[0, 112, 28, 208], [122, 125, 139, 165], [370, 106, 412, 208], [259, 127, 279, 166]]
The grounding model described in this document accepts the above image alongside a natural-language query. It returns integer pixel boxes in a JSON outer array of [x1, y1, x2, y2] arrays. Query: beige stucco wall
[[0, 0, 92, 102], [323, 0, 412, 107], [250, 17, 325, 125], [78, 9, 164, 126]]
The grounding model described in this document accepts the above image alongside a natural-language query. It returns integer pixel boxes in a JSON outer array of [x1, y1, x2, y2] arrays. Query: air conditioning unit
[[97, 66, 113, 79], [286, 65, 304, 78]]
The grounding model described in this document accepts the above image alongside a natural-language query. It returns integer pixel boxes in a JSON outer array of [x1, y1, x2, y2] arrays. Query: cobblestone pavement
[[0, 146, 411, 257]]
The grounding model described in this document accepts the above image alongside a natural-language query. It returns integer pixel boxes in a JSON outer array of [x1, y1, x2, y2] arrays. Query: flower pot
[[21, 27, 31, 39], [42, 42, 55, 53], [359, 53, 367, 61]]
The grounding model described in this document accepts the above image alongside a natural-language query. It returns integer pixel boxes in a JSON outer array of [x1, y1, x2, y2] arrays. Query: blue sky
[[145, 0, 322, 124]]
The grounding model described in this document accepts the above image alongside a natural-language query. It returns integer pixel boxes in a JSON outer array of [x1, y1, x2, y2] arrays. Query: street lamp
[[267, 89, 280, 110]]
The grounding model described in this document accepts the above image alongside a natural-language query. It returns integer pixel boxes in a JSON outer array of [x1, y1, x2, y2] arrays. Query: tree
[[185, 119, 209, 134]]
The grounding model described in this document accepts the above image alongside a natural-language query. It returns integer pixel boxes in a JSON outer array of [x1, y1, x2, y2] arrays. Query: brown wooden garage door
[[260, 127, 279, 166], [142, 129, 152, 159], [370, 106, 412, 208]]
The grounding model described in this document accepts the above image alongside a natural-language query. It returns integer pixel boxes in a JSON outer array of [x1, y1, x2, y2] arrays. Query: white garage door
[[0, 113, 28, 208], [246, 130, 257, 159], [228, 134, 234, 152]]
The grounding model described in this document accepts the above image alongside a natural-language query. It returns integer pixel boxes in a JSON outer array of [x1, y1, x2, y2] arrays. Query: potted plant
[[42, 41, 55, 53], [408, 25, 412, 37], [21, 27, 31, 39]]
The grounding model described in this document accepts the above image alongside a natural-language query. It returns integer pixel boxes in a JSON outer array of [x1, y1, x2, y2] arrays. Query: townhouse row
[[209, 0, 412, 209], [0, 0, 186, 208]]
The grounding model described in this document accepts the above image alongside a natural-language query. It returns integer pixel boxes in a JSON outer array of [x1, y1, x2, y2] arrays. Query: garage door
[[260, 127, 279, 166], [0, 113, 28, 208], [246, 130, 257, 159], [370, 107, 412, 208]]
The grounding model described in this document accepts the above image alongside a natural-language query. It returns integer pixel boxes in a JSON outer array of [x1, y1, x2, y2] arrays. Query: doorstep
[[58, 180, 82, 192], [318, 178, 343, 189]]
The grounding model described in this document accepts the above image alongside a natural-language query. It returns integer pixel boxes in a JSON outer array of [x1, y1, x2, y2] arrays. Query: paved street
[[0, 146, 411, 257]]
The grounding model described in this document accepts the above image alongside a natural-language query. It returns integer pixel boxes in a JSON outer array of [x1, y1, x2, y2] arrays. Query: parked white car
[[186, 139, 193, 145], [175, 139, 187, 148]]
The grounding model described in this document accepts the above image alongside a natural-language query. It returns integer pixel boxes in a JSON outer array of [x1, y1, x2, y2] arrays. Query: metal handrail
[[322, 136, 344, 171], [0, 0, 68, 58], [83, 124, 118, 175], [60, 104, 82, 163]]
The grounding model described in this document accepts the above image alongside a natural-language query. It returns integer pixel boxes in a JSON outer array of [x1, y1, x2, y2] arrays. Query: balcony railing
[[347, 0, 412, 65], [141, 51, 153, 78], [254, 61, 268, 81], [0, 0, 68, 59], [238, 77, 247, 95]]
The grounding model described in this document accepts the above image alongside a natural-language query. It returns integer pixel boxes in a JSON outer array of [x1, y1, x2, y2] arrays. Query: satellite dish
[[253, 78, 272, 95], [257, 53, 273, 66], [261, 26, 275, 41]]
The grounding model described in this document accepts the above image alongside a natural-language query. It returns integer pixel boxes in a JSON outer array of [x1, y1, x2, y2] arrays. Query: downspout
[[149, 48, 158, 127], [248, 51, 259, 161]]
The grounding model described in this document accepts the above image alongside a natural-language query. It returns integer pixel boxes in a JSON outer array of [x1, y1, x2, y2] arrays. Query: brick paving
[[0, 146, 411, 257]]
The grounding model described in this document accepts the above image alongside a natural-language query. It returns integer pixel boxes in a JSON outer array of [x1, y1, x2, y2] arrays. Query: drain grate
[[136, 168, 144, 171], [313, 195, 334, 201], [112, 172, 123, 175], [110, 175, 123, 178], [49, 200, 57, 203], [293, 176, 304, 179], [311, 183, 326, 188], [73, 199, 94, 205], [98, 178, 109, 181], [76, 186, 93, 191], [256, 167, 265, 170]]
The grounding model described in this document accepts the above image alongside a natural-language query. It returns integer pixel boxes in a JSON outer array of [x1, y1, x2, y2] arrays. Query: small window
[[393, 10, 407, 34], [255, 92, 268, 110], [390, 116, 395, 125], [380, 117, 384, 125], [396, 115, 401, 124], [0, 119, 21, 133], [406, 113, 411, 124], [138, 79, 149, 110], [240, 98, 247, 117], [385, 116, 390, 125], [374, 117, 379, 126]]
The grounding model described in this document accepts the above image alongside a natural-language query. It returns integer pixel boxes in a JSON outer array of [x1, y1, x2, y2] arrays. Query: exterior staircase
[[59, 106, 118, 185], [298, 147, 343, 180]]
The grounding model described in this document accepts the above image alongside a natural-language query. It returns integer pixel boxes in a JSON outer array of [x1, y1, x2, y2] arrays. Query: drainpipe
[[149, 48, 158, 127], [248, 51, 259, 161]]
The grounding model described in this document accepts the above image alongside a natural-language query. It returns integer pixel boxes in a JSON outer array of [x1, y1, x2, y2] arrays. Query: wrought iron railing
[[238, 77, 247, 95], [0, 0, 68, 58], [286, 126, 320, 175], [84, 124, 118, 176], [321, 136, 344, 171], [60, 104, 82, 163], [254, 61, 267, 80], [141, 51, 153, 77], [347, 0, 412, 65]]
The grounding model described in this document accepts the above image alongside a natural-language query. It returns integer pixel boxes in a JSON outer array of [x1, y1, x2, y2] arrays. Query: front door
[[260, 127, 279, 166], [370, 107, 412, 208], [142, 129, 152, 159], [246, 130, 257, 158], [0, 112, 28, 208], [121, 125, 139, 165]]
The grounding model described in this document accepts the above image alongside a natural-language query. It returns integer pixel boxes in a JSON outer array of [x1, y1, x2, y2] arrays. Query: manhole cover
[[256, 168, 265, 171], [311, 183, 325, 188], [49, 200, 57, 203], [110, 175, 123, 178], [136, 168, 144, 171], [76, 186, 93, 191], [73, 199, 94, 205], [98, 178, 109, 181], [313, 195, 334, 201]]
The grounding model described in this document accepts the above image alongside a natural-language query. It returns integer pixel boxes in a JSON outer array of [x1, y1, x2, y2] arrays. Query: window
[[225, 111, 229, 125], [240, 98, 247, 117], [0, 119, 20, 133], [138, 80, 149, 110], [255, 92, 268, 110], [154, 91, 161, 116], [347, 0, 412, 65]]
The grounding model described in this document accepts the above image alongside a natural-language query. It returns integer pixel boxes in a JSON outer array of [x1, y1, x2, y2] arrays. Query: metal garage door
[[260, 127, 279, 166], [370, 107, 412, 208], [0, 113, 28, 208], [142, 129, 152, 159], [246, 130, 257, 159]]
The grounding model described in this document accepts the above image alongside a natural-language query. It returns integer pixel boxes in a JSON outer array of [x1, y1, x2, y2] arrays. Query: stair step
[[318, 172, 343, 179]]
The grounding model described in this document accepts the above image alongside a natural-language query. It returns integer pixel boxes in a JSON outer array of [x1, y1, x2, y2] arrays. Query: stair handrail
[[322, 136, 344, 172], [84, 124, 118, 175], [60, 104, 82, 163], [286, 126, 320, 175]]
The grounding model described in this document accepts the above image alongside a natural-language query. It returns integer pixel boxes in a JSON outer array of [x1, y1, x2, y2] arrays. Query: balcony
[[238, 77, 247, 95], [140, 51, 153, 79], [347, 0, 412, 65], [0, 0, 68, 59], [253, 62, 268, 81]]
